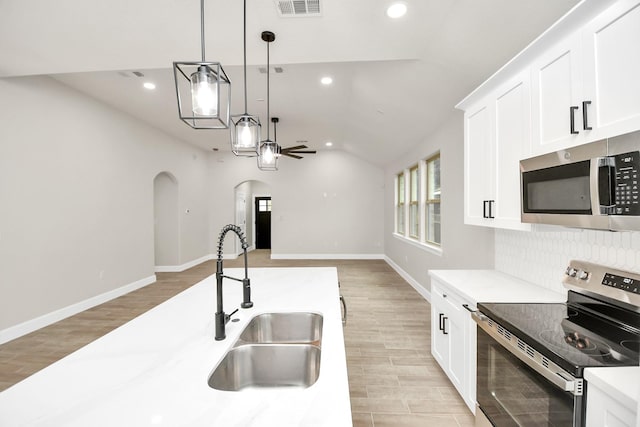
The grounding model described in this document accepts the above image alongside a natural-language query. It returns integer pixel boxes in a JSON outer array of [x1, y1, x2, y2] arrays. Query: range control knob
[[578, 270, 589, 280], [566, 268, 577, 277]]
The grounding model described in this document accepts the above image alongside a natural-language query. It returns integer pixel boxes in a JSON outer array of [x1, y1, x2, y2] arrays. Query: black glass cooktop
[[478, 292, 640, 376]]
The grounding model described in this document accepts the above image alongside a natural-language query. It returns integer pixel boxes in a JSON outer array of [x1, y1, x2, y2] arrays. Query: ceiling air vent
[[117, 71, 145, 78], [274, 0, 321, 17], [259, 66, 284, 74]]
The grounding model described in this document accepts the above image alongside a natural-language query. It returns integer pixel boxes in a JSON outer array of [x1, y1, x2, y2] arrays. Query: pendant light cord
[[200, 0, 206, 62], [266, 39, 270, 139], [243, 0, 248, 114]]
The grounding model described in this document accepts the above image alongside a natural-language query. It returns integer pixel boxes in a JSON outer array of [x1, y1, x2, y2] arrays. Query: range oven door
[[474, 316, 584, 427]]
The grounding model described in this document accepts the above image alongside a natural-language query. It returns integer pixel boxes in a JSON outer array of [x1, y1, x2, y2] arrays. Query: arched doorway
[[153, 172, 179, 268]]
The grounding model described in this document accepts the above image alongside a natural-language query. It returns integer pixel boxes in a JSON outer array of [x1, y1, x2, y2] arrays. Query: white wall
[[384, 112, 495, 297], [207, 150, 385, 258], [0, 76, 210, 334]]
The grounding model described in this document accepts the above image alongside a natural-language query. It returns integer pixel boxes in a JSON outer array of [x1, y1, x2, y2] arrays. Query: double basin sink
[[208, 312, 323, 391]]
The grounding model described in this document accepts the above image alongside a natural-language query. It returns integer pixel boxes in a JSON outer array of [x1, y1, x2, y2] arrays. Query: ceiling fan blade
[[281, 145, 308, 152], [288, 150, 317, 154], [283, 153, 303, 159]]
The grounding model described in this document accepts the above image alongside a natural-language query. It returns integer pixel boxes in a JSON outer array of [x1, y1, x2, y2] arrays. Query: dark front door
[[255, 197, 272, 249]]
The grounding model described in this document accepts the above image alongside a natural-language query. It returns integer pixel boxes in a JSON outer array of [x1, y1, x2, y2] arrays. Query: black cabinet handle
[[570, 106, 579, 134], [582, 101, 592, 130], [483, 200, 495, 219], [462, 304, 476, 313], [439, 313, 445, 332], [442, 316, 448, 335]]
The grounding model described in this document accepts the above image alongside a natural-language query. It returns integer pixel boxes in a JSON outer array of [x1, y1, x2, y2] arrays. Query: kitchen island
[[0, 267, 352, 426]]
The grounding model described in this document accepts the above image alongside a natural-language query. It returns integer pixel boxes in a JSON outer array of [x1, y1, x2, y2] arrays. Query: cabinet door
[[431, 298, 449, 368], [531, 33, 584, 155], [585, 383, 635, 427], [446, 308, 466, 395], [582, 0, 640, 141], [493, 73, 532, 231], [464, 103, 494, 226]]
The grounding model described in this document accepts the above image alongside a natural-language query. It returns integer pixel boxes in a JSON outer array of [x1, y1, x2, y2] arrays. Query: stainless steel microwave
[[520, 131, 640, 231]]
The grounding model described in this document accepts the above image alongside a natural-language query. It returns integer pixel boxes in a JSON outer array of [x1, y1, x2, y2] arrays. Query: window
[[425, 154, 441, 245], [396, 172, 405, 233], [409, 165, 419, 238], [258, 199, 272, 212], [394, 151, 441, 250]]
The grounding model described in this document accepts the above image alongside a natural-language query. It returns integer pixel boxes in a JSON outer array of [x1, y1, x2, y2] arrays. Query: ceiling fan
[[271, 117, 317, 160]]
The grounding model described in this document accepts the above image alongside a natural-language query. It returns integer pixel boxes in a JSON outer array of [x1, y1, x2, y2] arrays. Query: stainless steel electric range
[[472, 260, 640, 427]]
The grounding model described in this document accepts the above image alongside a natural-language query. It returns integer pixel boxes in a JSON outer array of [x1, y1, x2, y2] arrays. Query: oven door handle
[[472, 311, 583, 396]]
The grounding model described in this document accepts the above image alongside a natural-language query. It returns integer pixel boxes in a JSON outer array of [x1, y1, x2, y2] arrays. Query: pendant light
[[257, 31, 279, 171], [173, 0, 231, 129], [230, 0, 261, 156]]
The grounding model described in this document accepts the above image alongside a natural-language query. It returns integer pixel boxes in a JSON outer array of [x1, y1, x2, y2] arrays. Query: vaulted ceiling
[[0, 0, 579, 165]]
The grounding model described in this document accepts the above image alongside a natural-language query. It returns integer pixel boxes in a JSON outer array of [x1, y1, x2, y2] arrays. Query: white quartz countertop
[[428, 269, 567, 306], [0, 267, 352, 427], [584, 366, 640, 412]]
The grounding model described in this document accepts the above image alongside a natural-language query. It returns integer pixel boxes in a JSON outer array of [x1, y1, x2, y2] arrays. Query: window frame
[[425, 153, 441, 246], [395, 171, 405, 235], [393, 151, 441, 254], [408, 164, 419, 239]]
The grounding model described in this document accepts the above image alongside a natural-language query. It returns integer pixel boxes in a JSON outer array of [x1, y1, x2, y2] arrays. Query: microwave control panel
[[614, 151, 640, 215]]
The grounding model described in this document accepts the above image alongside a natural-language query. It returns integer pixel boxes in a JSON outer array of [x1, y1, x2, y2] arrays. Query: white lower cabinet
[[584, 367, 639, 427], [586, 383, 635, 427], [430, 279, 476, 414]]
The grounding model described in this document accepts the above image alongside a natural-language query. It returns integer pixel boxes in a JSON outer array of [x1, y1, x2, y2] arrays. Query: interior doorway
[[255, 197, 272, 250]]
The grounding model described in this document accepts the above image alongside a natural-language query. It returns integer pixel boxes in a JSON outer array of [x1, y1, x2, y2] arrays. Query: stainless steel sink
[[237, 312, 323, 345], [208, 312, 324, 391], [208, 344, 321, 391]]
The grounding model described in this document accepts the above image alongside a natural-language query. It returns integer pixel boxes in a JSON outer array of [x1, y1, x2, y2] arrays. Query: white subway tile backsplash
[[495, 228, 640, 294]]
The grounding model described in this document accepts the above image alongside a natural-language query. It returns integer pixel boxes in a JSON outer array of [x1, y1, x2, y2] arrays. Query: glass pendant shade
[[230, 114, 260, 156], [190, 66, 217, 115], [257, 140, 279, 171]]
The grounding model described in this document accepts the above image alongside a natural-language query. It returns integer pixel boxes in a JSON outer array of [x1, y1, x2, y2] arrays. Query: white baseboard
[[154, 254, 215, 273], [384, 256, 431, 302], [270, 253, 385, 260], [0, 274, 157, 345]]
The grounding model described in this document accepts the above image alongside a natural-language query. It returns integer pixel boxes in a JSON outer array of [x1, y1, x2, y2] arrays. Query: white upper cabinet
[[582, 0, 640, 140], [464, 102, 493, 226], [530, 33, 584, 154], [458, 0, 638, 230], [463, 71, 532, 230], [530, 0, 640, 155], [494, 75, 531, 227]]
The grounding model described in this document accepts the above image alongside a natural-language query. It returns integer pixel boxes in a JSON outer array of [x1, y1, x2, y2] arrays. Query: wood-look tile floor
[[0, 250, 474, 426]]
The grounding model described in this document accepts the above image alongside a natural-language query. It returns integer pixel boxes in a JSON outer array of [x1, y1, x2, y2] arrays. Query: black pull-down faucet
[[215, 224, 253, 340]]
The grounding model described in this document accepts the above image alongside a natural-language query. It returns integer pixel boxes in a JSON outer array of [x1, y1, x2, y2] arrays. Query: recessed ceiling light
[[143, 82, 156, 90], [325, 141, 333, 147], [320, 76, 333, 85], [386, 2, 407, 18]]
